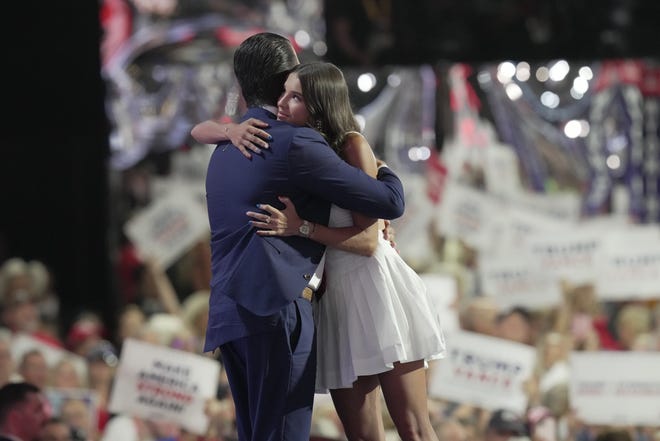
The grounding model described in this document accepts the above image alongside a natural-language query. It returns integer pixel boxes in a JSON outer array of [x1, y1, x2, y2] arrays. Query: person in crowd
[[195, 31, 405, 441], [25, 260, 60, 341], [17, 349, 49, 390], [65, 312, 106, 357], [100, 414, 181, 441], [484, 409, 529, 441], [245, 61, 445, 441], [180, 290, 211, 353], [459, 296, 499, 337], [0, 331, 13, 387], [85, 340, 118, 433], [534, 332, 570, 406], [526, 406, 557, 441], [495, 306, 535, 346], [433, 417, 468, 441], [613, 302, 652, 350], [58, 398, 95, 441], [49, 358, 85, 389], [0, 258, 62, 348], [554, 283, 614, 351], [0, 382, 50, 441], [594, 429, 634, 441], [115, 304, 146, 348], [39, 418, 74, 441]]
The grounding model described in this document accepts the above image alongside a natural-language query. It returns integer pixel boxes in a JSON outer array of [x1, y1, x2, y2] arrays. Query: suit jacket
[[203, 107, 405, 351]]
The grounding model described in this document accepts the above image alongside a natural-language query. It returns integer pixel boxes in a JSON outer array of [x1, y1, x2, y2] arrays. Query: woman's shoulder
[[343, 130, 373, 151], [344, 130, 364, 140], [342, 131, 366, 148], [341, 131, 376, 169]]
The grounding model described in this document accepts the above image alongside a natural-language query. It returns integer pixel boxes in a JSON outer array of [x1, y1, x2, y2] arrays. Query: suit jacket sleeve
[[288, 127, 405, 219]]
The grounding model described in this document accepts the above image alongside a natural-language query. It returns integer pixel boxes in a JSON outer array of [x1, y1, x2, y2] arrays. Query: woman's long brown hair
[[291, 62, 361, 154]]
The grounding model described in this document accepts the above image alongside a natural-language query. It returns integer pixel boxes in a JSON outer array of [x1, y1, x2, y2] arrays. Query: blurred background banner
[[428, 330, 537, 414], [569, 352, 660, 425], [124, 188, 209, 269]]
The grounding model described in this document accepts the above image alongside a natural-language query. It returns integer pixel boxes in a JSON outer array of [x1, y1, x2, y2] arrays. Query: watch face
[[300, 224, 310, 235]]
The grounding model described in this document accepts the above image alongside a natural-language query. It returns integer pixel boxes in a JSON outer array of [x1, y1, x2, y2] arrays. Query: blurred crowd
[[0, 250, 234, 441], [1, 232, 658, 441]]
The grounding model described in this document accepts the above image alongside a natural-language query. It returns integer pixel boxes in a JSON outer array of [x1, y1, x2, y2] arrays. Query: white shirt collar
[[261, 105, 277, 115]]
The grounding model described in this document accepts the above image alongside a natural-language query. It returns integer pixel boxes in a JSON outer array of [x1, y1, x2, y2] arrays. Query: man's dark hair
[[233, 32, 298, 107], [0, 382, 41, 424]]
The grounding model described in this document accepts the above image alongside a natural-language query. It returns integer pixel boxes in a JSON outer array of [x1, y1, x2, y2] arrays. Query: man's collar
[[261, 105, 277, 116]]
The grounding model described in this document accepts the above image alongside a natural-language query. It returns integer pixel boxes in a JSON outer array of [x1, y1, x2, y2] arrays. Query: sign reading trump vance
[[428, 330, 536, 414]]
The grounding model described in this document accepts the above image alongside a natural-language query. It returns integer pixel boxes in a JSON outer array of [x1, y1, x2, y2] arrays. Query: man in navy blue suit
[[203, 32, 405, 441]]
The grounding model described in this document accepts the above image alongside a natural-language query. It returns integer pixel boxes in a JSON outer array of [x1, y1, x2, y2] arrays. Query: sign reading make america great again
[[108, 338, 220, 435]]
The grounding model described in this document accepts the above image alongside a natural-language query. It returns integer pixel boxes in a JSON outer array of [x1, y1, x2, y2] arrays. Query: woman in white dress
[[246, 62, 446, 441]]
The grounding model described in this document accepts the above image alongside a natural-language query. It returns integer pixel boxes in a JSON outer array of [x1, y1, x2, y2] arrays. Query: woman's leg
[[379, 361, 439, 441], [330, 375, 386, 441]]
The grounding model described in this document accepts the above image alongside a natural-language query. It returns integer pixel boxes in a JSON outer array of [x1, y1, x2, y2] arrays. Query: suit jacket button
[[303, 274, 312, 280]]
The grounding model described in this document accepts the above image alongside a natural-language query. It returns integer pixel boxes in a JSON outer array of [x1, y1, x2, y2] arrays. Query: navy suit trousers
[[219, 297, 316, 441]]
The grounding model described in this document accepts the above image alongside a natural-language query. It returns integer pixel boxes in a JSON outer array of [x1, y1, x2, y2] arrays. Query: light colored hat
[[145, 313, 188, 346]]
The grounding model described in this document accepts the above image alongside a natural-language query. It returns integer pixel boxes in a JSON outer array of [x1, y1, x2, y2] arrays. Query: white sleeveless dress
[[314, 204, 446, 392]]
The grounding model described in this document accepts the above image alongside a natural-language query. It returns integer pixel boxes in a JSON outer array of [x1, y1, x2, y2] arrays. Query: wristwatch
[[299, 220, 314, 238]]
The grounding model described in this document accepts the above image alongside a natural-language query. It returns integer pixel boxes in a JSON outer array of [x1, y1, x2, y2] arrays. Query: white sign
[[488, 205, 570, 255], [570, 352, 660, 425], [420, 273, 460, 333], [428, 331, 536, 413], [108, 338, 220, 435], [436, 181, 499, 251], [594, 229, 660, 301], [483, 143, 522, 197], [393, 174, 439, 269], [525, 229, 602, 284], [124, 189, 210, 269], [479, 256, 561, 309], [508, 190, 582, 222]]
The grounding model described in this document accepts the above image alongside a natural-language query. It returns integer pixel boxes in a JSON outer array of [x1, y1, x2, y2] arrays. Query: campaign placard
[[124, 188, 210, 269], [524, 228, 602, 284], [428, 330, 536, 413], [108, 338, 220, 435], [570, 352, 660, 425], [420, 273, 460, 333], [436, 181, 499, 251], [594, 229, 660, 301], [479, 256, 562, 310]]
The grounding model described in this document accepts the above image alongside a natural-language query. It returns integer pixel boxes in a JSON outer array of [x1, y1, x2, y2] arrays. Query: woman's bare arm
[[247, 133, 382, 256], [190, 118, 272, 158]]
